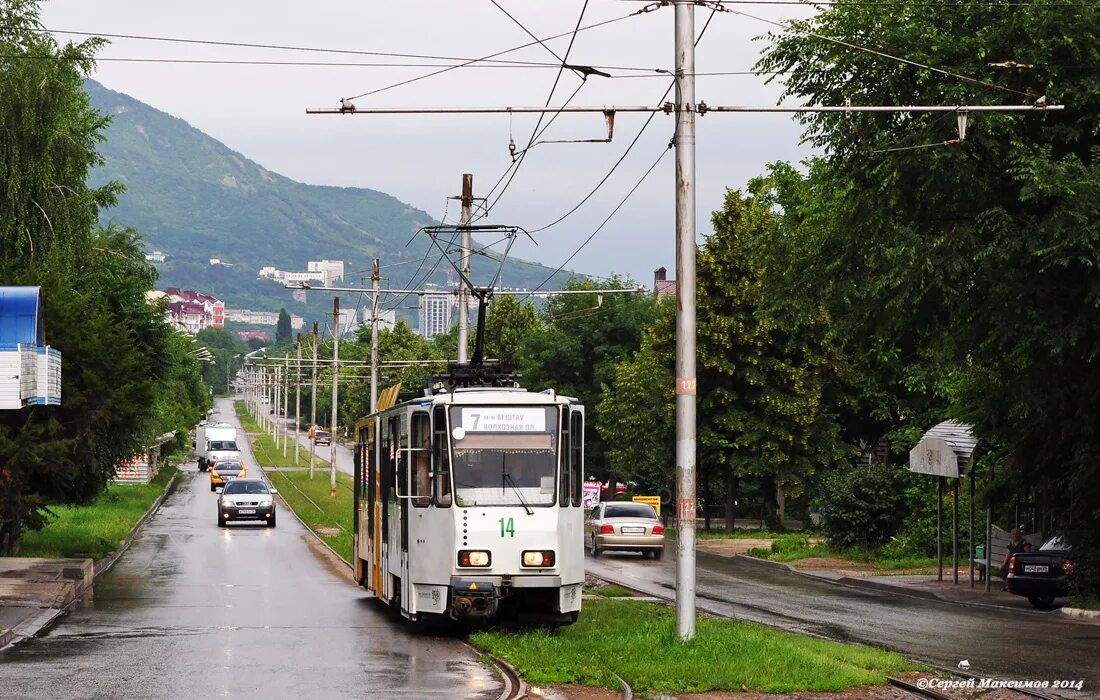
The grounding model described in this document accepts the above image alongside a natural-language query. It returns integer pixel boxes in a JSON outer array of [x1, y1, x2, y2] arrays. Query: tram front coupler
[[450, 578, 500, 619]]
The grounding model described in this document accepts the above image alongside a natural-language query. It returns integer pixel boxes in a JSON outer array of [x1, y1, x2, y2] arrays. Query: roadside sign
[[582, 481, 601, 509], [633, 495, 661, 516]]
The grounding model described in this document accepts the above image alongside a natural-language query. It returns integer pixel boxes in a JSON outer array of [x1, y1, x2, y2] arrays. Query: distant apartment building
[[258, 259, 345, 288], [418, 285, 454, 339], [162, 288, 224, 332], [224, 308, 304, 330], [236, 330, 272, 343]]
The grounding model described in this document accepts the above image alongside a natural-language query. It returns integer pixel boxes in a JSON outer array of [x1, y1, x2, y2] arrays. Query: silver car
[[218, 478, 278, 528], [586, 502, 665, 559]]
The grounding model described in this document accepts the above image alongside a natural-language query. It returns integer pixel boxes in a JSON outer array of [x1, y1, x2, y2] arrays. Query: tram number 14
[[499, 517, 515, 538]]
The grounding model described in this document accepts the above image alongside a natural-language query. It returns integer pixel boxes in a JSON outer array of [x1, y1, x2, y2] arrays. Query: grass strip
[[667, 526, 806, 540], [236, 401, 328, 469], [266, 468, 354, 563], [743, 535, 936, 572], [250, 431, 329, 469], [584, 584, 634, 598], [17, 466, 178, 560], [235, 400, 264, 433], [470, 599, 919, 694]]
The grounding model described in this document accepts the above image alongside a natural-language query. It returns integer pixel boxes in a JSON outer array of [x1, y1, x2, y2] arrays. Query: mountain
[[83, 80, 566, 325]]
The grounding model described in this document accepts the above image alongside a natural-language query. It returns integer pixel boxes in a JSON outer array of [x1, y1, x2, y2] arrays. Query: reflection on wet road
[[587, 549, 1098, 699], [1, 399, 499, 699]]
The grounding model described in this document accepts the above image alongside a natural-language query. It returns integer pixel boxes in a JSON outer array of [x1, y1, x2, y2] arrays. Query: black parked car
[[1007, 533, 1074, 609]]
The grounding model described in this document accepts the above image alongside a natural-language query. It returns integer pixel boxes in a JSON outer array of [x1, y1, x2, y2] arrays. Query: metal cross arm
[[306, 103, 1062, 116], [284, 283, 645, 295]]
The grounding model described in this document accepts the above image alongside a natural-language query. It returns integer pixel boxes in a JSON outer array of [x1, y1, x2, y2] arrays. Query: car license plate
[[621, 526, 645, 534], [238, 509, 256, 515], [1023, 564, 1049, 573]]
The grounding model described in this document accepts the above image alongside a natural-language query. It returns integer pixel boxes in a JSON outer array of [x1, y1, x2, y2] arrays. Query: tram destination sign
[[461, 407, 546, 433]]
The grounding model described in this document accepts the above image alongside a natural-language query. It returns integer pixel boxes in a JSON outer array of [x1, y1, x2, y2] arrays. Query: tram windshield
[[449, 406, 559, 507]]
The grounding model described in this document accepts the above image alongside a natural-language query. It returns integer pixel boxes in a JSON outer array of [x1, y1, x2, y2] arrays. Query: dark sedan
[[217, 478, 277, 528], [1007, 533, 1074, 609]]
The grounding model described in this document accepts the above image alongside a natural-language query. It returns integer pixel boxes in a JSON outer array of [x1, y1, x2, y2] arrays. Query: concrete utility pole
[[330, 297, 340, 498], [310, 321, 318, 479], [371, 259, 380, 413], [282, 354, 290, 457], [672, 0, 698, 642], [457, 174, 473, 364], [273, 365, 281, 442], [295, 334, 302, 465]]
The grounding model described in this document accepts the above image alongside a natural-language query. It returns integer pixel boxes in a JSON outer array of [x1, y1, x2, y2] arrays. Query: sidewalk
[[0, 558, 94, 648], [716, 549, 1100, 619]]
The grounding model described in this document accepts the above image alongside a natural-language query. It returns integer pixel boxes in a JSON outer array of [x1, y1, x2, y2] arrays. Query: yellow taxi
[[210, 459, 247, 492]]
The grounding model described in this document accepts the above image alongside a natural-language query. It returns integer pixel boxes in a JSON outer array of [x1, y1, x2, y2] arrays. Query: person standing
[[1001, 527, 1027, 590]]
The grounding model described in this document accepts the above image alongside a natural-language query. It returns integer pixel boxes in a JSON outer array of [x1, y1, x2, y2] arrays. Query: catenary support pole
[[295, 334, 302, 465], [458, 175, 473, 364], [371, 259, 380, 413], [310, 322, 318, 479], [331, 297, 340, 498], [986, 463, 994, 592], [953, 477, 959, 584], [937, 476, 944, 582], [283, 355, 290, 457], [969, 468, 975, 588], [673, 0, 697, 642]]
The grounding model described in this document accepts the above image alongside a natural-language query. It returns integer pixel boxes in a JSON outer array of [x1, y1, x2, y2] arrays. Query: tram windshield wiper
[[502, 460, 533, 515]]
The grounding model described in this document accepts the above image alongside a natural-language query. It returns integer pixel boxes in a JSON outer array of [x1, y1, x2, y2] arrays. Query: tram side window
[[433, 407, 451, 507], [570, 411, 584, 507], [411, 413, 430, 507], [559, 411, 569, 507]]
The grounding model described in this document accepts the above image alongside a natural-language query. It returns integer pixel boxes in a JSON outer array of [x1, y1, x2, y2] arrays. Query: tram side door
[[386, 414, 413, 611]]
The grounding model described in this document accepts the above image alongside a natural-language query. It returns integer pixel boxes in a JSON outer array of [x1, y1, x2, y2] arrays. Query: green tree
[[698, 188, 851, 528], [0, 3, 208, 552], [196, 327, 247, 395], [596, 299, 676, 493], [520, 277, 658, 474], [483, 294, 541, 370], [276, 308, 292, 343], [759, 4, 1100, 589]]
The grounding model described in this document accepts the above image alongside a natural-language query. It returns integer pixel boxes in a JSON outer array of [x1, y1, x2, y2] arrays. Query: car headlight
[[259, 498, 273, 507], [457, 550, 491, 567], [522, 550, 555, 567]]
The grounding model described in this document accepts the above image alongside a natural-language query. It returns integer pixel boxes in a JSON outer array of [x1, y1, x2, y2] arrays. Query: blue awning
[[0, 287, 44, 348]]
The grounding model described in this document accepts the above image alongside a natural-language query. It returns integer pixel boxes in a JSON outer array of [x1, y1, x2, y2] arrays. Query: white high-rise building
[[418, 285, 454, 339]]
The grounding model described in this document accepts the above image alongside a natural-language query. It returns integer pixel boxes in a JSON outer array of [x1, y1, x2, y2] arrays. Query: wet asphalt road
[[0, 400, 499, 699], [587, 550, 1100, 698]]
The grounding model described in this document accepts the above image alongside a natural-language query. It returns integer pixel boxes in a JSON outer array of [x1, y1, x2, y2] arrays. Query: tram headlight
[[521, 550, 555, 568], [458, 550, 491, 568]]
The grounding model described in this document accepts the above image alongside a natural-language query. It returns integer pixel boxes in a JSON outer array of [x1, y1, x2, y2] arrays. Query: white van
[[197, 423, 239, 471]]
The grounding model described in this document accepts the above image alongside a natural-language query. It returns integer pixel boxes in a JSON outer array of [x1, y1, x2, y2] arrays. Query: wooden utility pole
[[371, 259, 380, 412], [457, 174, 473, 364], [330, 297, 340, 498]]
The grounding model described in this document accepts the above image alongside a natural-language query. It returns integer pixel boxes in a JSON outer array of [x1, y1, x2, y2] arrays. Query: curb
[[1, 468, 182, 652], [833, 575, 943, 601], [1061, 606, 1100, 621], [728, 553, 796, 573], [95, 470, 180, 582]]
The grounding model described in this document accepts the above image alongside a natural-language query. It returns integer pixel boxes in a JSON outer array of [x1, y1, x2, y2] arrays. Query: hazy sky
[[42, 0, 817, 286]]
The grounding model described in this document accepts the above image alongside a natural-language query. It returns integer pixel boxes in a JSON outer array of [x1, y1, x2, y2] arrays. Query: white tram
[[352, 384, 586, 625]]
